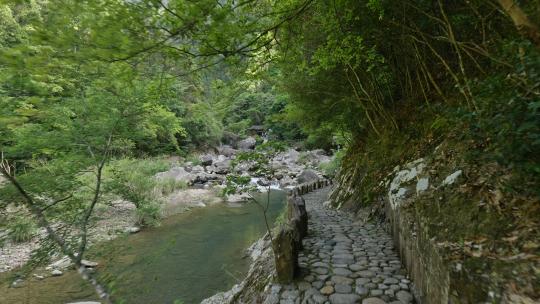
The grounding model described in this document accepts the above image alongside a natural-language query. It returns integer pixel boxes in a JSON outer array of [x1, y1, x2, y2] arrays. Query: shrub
[[158, 178, 187, 196], [184, 154, 201, 166], [319, 150, 344, 177], [106, 158, 172, 227], [8, 216, 37, 243]]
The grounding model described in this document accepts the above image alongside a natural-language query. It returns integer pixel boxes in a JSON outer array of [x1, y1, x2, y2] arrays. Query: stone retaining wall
[[385, 202, 449, 303]]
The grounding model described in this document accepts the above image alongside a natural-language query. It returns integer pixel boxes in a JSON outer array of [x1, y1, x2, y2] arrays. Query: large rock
[[283, 149, 300, 163], [297, 169, 320, 184], [273, 226, 299, 284], [238, 137, 257, 150], [191, 165, 205, 173], [213, 159, 231, 174], [200, 154, 213, 166], [155, 166, 191, 181], [288, 196, 308, 242], [217, 145, 237, 157]]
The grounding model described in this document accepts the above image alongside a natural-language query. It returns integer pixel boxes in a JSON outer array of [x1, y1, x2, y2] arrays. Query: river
[[0, 190, 286, 304]]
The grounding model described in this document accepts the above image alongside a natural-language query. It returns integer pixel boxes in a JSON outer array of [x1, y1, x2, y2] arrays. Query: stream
[[0, 190, 286, 304]]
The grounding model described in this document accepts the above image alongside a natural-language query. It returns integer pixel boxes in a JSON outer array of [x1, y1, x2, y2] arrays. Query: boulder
[[279, 176, 295, 188], [289, 196, 308, 241], [191, 165, 205, 173], [217, 145, 237, 157], [200, 154, 213, 166], [297, 169, 320, 184], [155, 166, 191, 181], [273, 226, 299, 284], [238, 137, 257, 150], [51, 269, 63, 276], [213, 159, 231, 174]]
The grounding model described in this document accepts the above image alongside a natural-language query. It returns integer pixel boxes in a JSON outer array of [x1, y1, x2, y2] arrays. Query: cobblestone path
[[268, 187, 415, 304]]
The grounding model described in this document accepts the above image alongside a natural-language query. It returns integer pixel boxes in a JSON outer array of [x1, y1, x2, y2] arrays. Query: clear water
[[0, 190, 286, 304]]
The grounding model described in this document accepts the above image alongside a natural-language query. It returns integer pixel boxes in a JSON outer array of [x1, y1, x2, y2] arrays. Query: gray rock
[[370, 289, 383, 296], [213, 159, 231, 174], [313, 295, 328, 304], [333, 268, 353, 276], [328, 294, 361, 304], [238, 137, 257, 150], [282, 289, 300, 299], [264, 293, 280, 304], [298, 281, 312, 291], [355, 286, 368, 295], [200, 154, 213, 166], [357, 270, 376, 278], [383, 278, 398, 285], [297, 169, 320, 184], [217, 145, 237, 157], [395, 291, 413, 303], [331, 276, 354, 285], [334, 284, 352, 294], [314, 268, 329, 275], [362, 298, 387, 304], [398, 283, 408, 290]]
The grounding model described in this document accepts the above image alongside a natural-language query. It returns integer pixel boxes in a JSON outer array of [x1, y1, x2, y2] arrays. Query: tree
[[223, 141, 286, 247]]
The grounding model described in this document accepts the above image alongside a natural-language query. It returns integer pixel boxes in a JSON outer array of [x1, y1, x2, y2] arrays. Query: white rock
[[51, 269, 63, 276], [442, 170, 462, 185], [416, 177, 429, 193], [11, 278, 24, 288], [81, 260, 98, 268], [125, 226, 141, 234], [388, 158, 426, 209], [49, 256, 72, 269]]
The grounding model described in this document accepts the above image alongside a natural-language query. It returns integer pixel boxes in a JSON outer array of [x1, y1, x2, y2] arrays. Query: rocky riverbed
[[0, 140, 333, 280]]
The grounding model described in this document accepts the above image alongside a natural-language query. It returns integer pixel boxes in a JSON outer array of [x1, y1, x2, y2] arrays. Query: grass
[[8, 216, 37, 243]]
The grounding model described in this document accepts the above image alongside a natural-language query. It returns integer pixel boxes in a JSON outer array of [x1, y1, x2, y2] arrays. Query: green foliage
[[183, 154, 202, 166], [8, 216, 37, 243], [106, 158, 171, 226], [224, 141, 286, 196], [319, 150, 345, 177]]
